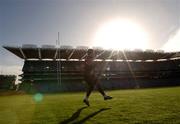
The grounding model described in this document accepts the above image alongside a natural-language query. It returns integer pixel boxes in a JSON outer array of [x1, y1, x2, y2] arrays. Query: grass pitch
[[0, 87, 180, 124]]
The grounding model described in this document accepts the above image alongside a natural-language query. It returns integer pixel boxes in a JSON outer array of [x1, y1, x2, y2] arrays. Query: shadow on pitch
[[59, 107, 111, 124]]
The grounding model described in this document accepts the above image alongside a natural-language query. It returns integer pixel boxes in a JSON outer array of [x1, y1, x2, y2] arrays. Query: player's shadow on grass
[[59, 107, 111, 124], [59, 106, 87, 124]]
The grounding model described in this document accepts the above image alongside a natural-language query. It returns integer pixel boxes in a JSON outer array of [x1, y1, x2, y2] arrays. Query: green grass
[[0, 87, 180, 124]]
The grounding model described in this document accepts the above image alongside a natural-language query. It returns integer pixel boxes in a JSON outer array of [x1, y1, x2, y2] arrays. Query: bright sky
[[0, 0, 180, 75]]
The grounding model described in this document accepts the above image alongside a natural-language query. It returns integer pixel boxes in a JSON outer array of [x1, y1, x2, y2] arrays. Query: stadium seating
[[0, 75, 16, 90], [3, 45, 180, 92]]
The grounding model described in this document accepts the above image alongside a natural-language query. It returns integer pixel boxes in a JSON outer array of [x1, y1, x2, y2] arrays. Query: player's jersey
[[84, 56, 96, 77]]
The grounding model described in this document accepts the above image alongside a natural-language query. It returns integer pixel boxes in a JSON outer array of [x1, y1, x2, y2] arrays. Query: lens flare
[[33, 93, 43, 102]]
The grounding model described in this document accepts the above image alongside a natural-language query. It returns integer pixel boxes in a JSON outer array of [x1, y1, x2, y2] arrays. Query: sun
[[93, 19, 149, 50]]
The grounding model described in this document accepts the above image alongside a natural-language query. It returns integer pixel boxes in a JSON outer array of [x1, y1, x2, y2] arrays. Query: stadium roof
[[3, 44, 180, 61]]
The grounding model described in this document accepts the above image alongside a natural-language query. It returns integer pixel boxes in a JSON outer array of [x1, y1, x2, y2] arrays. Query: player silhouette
[[83, 49, 112, 106]]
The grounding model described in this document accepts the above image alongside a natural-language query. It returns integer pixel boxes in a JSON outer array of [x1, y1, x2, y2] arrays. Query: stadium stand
[[0, 75, 16, 90], [3, 45, 180, 92]]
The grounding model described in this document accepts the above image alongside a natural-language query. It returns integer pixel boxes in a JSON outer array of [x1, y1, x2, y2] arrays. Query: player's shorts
[[84, 74, 98, 87]]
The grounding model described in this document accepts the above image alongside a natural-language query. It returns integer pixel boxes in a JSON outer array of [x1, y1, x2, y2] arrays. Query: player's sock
[[84, 96, 88, 100], [83, 98, 90, 106]]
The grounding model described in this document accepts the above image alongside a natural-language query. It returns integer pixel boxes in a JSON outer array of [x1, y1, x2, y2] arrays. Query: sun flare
[[93, 19, 149, 50]]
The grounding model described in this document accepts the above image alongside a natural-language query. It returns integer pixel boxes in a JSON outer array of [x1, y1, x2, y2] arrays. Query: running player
[[83, 49, 112, 106]]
